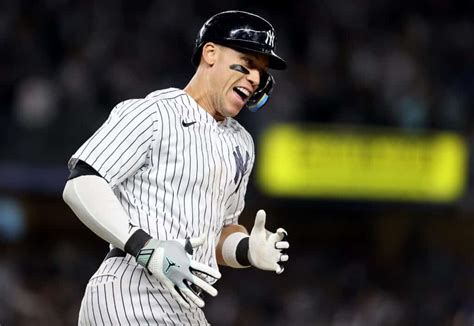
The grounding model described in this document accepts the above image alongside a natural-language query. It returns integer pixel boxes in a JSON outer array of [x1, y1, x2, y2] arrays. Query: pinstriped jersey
[[69, 88, 255, 276]]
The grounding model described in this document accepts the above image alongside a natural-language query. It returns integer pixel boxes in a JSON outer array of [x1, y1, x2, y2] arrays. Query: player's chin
[[226, 101, 245, 117], [227, 93, 246, 115], [225, 106, 243, 118]]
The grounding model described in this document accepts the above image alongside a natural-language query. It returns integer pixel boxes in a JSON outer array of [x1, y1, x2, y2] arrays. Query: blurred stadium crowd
[[1, 0, 473, 161], [0, 0, 473, 325], [1, 213, 473, 325]]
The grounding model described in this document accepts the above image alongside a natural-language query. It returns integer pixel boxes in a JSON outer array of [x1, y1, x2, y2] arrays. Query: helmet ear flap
[[246, 72, 274, 112]]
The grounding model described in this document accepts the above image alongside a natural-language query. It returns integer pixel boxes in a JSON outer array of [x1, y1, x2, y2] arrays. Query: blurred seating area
[[0, 202, 473, 325], [0, 0, 473, 163]]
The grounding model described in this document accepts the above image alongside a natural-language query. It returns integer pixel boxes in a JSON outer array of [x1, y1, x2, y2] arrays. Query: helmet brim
[[192, 41, 287, 70], [222, 41, 287, 70], [269, 53, 287, 70], [229, 44, 287, 70]]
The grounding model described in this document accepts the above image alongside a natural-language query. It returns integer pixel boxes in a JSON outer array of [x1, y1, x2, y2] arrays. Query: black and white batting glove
[[248, 210, 289, 274], [126, 231, 221, 308]]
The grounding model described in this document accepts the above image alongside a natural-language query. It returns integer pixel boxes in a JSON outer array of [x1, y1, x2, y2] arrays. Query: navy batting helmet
[[192, 10, 287, 70]]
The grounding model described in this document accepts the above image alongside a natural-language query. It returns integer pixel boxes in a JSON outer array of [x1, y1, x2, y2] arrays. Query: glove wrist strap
[[222, 232, 251, 268], [124, 228, 152, 257]]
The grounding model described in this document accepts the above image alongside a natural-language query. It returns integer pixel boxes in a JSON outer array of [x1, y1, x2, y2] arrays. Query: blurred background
[[0, 0, 473, 325]]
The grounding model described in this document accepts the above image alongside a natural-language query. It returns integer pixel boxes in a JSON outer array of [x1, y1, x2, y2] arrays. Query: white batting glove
[[248, 210, 290, 274], [136, 235, 221, 308]]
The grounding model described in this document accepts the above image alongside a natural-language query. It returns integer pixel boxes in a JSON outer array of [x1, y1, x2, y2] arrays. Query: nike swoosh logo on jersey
[[182, 120, 197, 127]]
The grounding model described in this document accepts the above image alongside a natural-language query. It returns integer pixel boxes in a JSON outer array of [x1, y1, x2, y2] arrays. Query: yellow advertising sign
[[257, 124, 468, 202]]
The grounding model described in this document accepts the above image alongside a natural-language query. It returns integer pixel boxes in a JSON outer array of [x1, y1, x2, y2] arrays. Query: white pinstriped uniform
[[69, 88, 255, 325]]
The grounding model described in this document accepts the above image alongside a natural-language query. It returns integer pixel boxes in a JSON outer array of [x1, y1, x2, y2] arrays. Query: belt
[[104, 247, 127, 260]]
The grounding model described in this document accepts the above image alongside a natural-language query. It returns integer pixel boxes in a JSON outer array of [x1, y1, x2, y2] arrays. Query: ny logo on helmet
[[265, 30, 275, 47]]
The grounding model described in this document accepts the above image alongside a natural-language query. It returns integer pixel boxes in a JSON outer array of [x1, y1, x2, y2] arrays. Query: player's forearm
[[216, 224, 250, 267], [216, 211, 290, 273], [63, 175, 132, 250]]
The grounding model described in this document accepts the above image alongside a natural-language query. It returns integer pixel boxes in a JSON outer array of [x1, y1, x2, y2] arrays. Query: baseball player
[[63, 10, 289, 325]]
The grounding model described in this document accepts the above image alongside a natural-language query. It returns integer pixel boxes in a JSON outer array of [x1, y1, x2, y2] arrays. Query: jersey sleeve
[[223, 132, 255, 226], [68, 98, 158, 187]]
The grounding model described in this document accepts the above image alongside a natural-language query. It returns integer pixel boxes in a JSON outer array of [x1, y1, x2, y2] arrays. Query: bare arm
[[216, 224, 248, 266], [216, 210, 290, 273]]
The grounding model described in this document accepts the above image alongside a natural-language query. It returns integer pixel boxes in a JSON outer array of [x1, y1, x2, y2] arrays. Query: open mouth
[[233, 86, 251, 102]]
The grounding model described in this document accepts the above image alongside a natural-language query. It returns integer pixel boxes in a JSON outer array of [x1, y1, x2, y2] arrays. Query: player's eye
[[242, 57, 252, 67]]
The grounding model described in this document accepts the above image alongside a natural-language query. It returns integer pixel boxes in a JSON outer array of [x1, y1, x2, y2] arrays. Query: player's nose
[[246, 68, 260, 91]]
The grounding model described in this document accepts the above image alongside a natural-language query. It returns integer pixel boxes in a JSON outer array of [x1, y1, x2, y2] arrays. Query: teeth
[[236, 87, 250, 97]]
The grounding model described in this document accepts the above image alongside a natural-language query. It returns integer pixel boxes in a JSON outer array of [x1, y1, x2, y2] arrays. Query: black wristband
[[236, 237, 251, 267], [124, 229, 152, 257]]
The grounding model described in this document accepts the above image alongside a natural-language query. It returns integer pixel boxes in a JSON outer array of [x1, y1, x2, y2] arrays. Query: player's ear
[[201, 42, 218, 66]]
